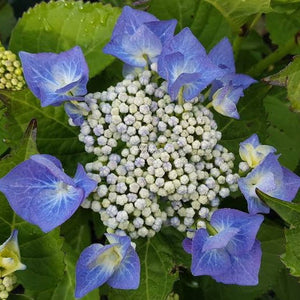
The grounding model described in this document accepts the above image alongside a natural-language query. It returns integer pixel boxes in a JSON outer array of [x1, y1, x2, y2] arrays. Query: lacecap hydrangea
[[5, 4, 300, 296]]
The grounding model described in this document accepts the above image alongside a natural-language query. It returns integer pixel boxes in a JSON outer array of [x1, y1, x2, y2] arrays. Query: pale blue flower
[[183, 209, 263, 285], [19, 46, 89, 107], [0, 154, 97, 232], [75, 234, 140, 298]]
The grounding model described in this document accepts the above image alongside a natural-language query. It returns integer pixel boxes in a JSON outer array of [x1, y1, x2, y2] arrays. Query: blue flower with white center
[[19, 46, 89, 107], [75, 233, 140, 298], [103, 6, 177, 69], [0, 154, 97, 232], [0, 230, 26, 277], [183, 209, 264, 285], [208, 38, 256, 118], [157, 28, 224, 101], [238, 153, 300, 214], [239, 134, 276, 168]]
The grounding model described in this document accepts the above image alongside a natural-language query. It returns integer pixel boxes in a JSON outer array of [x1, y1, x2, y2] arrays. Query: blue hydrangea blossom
[[208, 38, 256, 118], [0, 154, 97, 232], [238, 153, 300, 214], [183, 209, 264, 285], [158, 28, 224, 101], [239, 134, 276, 168], [103, 6, 177, 69], [0, 230, 26, 277], [75, 233, 140, 298], [19, 46, 89, 107]]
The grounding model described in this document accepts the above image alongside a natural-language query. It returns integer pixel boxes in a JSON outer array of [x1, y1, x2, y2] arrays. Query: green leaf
[[256, 189, 300, 226], [101, 230, 179, 300], [148, 0, 233, 50], [9, 0, 121, 77], [266, 8, 300, 53], [0, 122, 65, 292], [281, 226, 300, 278], [0, 2, 16, 44], [273, 268, 300, 300], [0, 102, 9, 156], [215, 83, 269, 158], [8, 295, 33, 300], [204, 0, 272, 30], [264, 88, 300, 170], [264, 56, 300, 112], [0, 88, 94, 174]]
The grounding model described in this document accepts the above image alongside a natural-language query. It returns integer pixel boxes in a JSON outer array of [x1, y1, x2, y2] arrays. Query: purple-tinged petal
[[210, 209, 264, 255], [145, 20, 177, 44], [271, 167, 300, 201], [209, 37, 235, 73], [73, 164, 97, 199], [182, 238, 193, 254], [213, 241, 262, 286], [212, 86, 243, 119], [191, 229, 231, 276], [19, 46, 88, 107], [202, 227, 239, 252], [238, 153, 282, 214], [105, 234, 131, 259], [110, 5, 157, 38], [122, 64, 144, 77], [64, 102, 90, 126], [240, 134, 260, 148], [107, 245, 140, 289], [229, 73, 257, 89], [75, 244, 119, 298], [0, 155, 85, 232]]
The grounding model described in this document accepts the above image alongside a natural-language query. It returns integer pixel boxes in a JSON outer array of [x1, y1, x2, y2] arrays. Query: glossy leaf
[[256, 188, 300, 226], [9, 1, 121, 77]]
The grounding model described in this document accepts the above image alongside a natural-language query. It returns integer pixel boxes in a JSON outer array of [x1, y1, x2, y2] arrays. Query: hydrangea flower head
[[183, 209, 263, 285], [103, 6, 177, 68], [19, 46, 89, 107], [238, 153, 300, 214], [239, 134, 276, 168], [0, 230, 26, 277], [208, 38, 256, 118], [0, 154, 97, 232], [157, 28, 224, 101], [75, 233, 140, 298]]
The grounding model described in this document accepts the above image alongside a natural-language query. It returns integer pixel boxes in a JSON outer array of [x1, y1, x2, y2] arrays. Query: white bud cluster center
[[0, 274, 17, 299], [74, 71, 239, 239]]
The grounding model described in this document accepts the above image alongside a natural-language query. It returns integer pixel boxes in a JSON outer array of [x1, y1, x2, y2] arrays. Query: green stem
[[247, 34, 300, 78], [206, 102, 213, 109], [205, 222, 218, 236], [178, 87, 184, 106]]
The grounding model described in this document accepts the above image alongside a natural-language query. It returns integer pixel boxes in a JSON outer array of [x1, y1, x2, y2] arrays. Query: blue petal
[[238, 153, 283, 214], [182, 238, 193, 254], [209, 37, 235, 73], [105, 233, 131, 259], [158, 27, 207, 79], [0, 155, 84, 232], [73, 164, 97, 199], [272, 167, 300, 201], [64, 102, 90, 126], [202, 227, 239, 252], [19, 46, 89, 107], [110, 5, 157, 38], [213, 241, 262, 285], [191, 229, 231, 276], [122, 64, 144, 77], [75, 244, 118, 298], [222, 73, 257, 89], [107, 245, 140, 289], [145, 19, 177, 44], [210, 209, 264, 255]]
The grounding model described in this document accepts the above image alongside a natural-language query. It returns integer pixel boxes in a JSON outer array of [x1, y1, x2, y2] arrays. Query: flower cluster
[[0, 44, 25, 91], [0, 273, 17, 300], [74, 70, 239, 239]]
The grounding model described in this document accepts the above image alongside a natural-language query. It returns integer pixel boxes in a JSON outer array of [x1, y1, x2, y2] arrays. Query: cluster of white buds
[[0, 45, 25, 91], [73, 70, 239, 239], [0, 274, 17, 300]]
